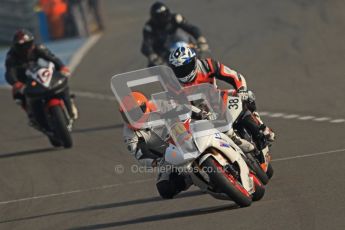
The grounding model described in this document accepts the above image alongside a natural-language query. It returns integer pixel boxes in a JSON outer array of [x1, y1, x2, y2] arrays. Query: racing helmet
[[119, 91, 155, 127], [168, 44, 197, 83], [12, 29, 35, 55], [150, 2, 171, 27]]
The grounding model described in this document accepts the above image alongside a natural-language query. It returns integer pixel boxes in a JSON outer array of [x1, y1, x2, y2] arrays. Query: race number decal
[[228, 98, 239, 110]]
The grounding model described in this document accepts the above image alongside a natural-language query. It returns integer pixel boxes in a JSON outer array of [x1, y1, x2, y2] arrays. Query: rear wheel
[[50, 106, 72, 148], [202, 157, 252, 207]]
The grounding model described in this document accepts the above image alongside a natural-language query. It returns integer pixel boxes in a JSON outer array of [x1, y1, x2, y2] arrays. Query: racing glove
[[197, 36, 209, 52], [12, 82, 25, 99], [148, 53, 164, 66], [60, 66, 71, 77], [237, 88, 249, 101]]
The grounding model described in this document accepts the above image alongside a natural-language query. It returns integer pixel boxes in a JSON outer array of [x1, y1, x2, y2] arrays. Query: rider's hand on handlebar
[[60, 66, 71, 77], [149, 53, 164, 66], [237, 88, 249, 101], [12, 82, 25, 97], [197, 36, 209, 52]]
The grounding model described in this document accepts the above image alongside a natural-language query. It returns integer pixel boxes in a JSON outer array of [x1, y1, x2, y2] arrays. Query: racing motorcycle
[[224, 93, 274, 182], [236, 126, 274, 180], [162, 103, 265, 207], [191, 94, 271, 185], [24, 61, 74, 148]]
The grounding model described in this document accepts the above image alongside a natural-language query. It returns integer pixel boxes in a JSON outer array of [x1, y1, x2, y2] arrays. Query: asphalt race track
[[1, 0, 345, 229]]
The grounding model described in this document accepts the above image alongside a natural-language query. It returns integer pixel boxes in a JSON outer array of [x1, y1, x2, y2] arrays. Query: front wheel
[[202, 157, 252, 207], [49, 106, 73, 148], [251, 173, 265, 201], [48, 135, 62, 147]]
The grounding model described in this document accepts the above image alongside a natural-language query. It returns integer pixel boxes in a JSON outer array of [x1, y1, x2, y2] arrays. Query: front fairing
[[25, 71, 68, 98]]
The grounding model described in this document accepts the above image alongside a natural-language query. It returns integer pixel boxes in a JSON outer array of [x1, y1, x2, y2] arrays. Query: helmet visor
[[14, 41, 33, 53], [152, 8, 170, 26], [172, 58, 196, 79], [120, 103, 147, 124]]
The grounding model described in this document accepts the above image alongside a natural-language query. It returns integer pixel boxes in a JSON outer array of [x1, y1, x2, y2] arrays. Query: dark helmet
[[12, 29, 35, 54], [150, 2, 171, 27]]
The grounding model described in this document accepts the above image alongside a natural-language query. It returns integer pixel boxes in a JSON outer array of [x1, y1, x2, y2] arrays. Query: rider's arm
[[123, 126, 158, 167], [35, 44, 64, 71], [174, 14, 202, 40], [4, 54, 19, 85], [141, 23, 156, 57], [207, 59, 248, 91]]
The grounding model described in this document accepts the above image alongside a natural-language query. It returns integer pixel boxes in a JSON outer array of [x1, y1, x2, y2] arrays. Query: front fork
[[46, 98, 73, 131]]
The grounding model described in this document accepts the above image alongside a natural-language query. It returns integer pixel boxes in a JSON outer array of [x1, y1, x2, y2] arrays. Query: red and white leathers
[[182, 58, 247, 91], [181, 58, 275, 148]]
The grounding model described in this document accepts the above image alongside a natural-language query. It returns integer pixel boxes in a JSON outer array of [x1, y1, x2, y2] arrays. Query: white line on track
[[1, 86, 344, 124], [68, 92, 345, 124], [73, 90, 115, 101], [272, 148, 345, 162], [260, 111, 345, 124], [0, 178, 154, 205], [0, 148, 344, 206]]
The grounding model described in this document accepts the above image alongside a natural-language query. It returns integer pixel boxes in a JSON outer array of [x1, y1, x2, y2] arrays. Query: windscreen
[[111, 65, 233, 156]]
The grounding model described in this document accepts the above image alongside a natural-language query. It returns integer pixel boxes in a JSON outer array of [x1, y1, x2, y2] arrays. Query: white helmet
[[168, 44, 197, 83]]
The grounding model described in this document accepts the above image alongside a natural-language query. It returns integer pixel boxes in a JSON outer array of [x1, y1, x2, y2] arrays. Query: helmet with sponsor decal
[[168, 44, 197, 83], [119, 91, 156, 128], [12, 29, 35, 55], [150, 2, 171, 27]]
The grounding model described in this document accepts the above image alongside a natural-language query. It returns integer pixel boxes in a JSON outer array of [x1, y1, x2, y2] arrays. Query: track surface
[[1, 0, 345, 229]]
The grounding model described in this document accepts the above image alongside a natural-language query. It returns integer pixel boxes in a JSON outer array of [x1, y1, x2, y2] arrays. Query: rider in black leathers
[[141, 2, 209, 66], [5, 29, 77, 129]]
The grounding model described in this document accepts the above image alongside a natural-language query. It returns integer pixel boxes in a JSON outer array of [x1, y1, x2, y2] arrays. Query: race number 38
[[228, 98, 239, 110]]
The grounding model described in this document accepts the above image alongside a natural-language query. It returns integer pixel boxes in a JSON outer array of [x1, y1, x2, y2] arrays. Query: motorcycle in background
[[148, 31, 210, 66], [24, 60, 74, 148]]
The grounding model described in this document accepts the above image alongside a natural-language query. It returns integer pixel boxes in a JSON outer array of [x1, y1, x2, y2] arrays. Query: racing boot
[[225, 129, 255, 153], [252, 111, 275, 142], [262, 126, 275, 142], [70, 96, 79, 120]]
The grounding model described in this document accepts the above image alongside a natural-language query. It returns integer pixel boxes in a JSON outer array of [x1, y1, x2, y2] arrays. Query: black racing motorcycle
[[24, 61, 74, 148]]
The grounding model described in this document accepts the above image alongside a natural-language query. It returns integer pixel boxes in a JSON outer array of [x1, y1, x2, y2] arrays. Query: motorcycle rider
[[168, 44, 275, 151], [141, 1, 209, 66], [121, 91, 192, 199], [5, 29, 78, 129]]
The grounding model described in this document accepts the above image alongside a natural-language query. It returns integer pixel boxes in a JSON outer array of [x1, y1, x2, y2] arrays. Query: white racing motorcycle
[[164, 101, 265, 207], [191, 94, 271, 185], [111, 65, 265, 207]]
